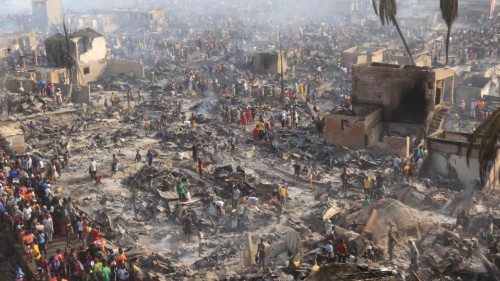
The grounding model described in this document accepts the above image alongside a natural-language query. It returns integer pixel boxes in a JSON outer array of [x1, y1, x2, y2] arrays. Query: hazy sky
[[0, 0, 139, 14]]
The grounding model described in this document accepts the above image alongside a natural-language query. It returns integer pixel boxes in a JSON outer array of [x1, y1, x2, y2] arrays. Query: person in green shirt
[[101, 263, 112, 281], [176, 179, 186, 201]]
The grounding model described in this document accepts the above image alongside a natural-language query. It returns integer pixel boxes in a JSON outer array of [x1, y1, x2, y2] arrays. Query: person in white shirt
[[89, 158, 97, 180]]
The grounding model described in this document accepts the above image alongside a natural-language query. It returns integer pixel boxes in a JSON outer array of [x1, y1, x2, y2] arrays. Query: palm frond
[[440, 0, 459, 65], [378, 0, 398, 26], [467, 107, 500, 186]]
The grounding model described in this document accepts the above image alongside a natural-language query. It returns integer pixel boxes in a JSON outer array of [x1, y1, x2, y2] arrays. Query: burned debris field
[[0, 0, 499, 280]]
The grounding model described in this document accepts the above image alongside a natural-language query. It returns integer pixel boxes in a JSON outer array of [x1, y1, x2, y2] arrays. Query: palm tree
[[372, 0, 415, 65], [467, 107, 500, 187], [440, 0, 459, 66]]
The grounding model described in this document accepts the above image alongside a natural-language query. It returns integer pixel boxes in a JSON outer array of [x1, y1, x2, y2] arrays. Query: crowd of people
[[0, 150, 133, 280]]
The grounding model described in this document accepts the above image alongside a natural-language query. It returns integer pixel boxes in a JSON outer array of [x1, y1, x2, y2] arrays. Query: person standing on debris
[[197, 158, 205, 177], [293, 161, 301, 180], [134, 150, 141, 164], [214, 200, 225, 218], [256, 239, 266, 269], [89, 158, 97, 181], [230, 134, 237, 157], [232, 186, 241, 209], [280, 110, 287, 127], [146, 150, 154, 166], [176, 179, 187, 202], [393, 156, 402, 178], [363, 176, 372, 199], [470, 99, 476, 118], [192, 143, 199, 162], [325, 220, 334, 240], [278, 184, 288, 207], [388, 230, 396, 261], [54, 88, 63, 106], [409, 240, 419, 270], [324, 240, 334, 260], [183, 215, 193, 242], [307, 164, 314, 188], [335, 238, 348, 263], [111, 154, 118, 173], [340, 167, 348, 197]]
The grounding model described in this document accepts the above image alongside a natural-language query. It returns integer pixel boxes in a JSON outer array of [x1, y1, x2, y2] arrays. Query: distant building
[[252, 52, 287, 75], [91, 9, 165, 30], [31, 0, 63, 34], [0, 32, 37, 59], [341, 46, 385, 69]]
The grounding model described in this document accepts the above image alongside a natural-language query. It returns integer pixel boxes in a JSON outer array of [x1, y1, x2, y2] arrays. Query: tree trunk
[[393, 17, 415, 66], [445, 26, 451, 66]]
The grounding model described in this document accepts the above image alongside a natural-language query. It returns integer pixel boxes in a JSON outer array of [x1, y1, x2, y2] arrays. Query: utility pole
[[278, 31, 285, 95]]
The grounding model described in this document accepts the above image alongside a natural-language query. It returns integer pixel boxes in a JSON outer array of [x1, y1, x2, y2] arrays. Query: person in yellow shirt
[[363, 176, 372, 198], [278, 185, 288, 206]]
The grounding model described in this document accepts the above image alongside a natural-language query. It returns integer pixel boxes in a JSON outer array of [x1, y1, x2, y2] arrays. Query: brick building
[[324, 63, 455, 156]]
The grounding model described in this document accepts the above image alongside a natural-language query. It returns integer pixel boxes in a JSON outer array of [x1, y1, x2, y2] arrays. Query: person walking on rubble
[[111, 154, 119, 173], [192, 143, 199, 162], [177, 179, 187, 202], [409, 240, 419, 270], [335, 238, 348, 263], [256, 239, 266, 269], [278, 184, 288, 207], [293, 161, 301, 180], [230, 134, 237, 157], [146, 150, 154, 166], [197, 158, 205, 177], [183, 215, 193, 242], [134, 150, 141, 164], [89, 158, 97, 181], [340, 167, 348, 197]]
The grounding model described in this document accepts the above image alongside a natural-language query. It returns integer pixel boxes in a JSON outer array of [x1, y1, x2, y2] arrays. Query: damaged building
[[426, 131, 500, 189], [0, 32, 37, 59], [44, 28, 108, 85], [324, 62, 455, 156], [252, 52, 287, 75], [31, 0, 63, 34], [40, 28, 144, 85]]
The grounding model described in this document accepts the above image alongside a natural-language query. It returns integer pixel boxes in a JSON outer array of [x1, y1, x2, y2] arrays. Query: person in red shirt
[[90, 226, 101, 243], [197, 159, 205, 177], [335, 239, 348, 263], [252, 126, 260, 140]]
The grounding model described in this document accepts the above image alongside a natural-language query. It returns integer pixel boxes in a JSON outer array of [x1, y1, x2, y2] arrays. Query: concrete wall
[[428, 152, 480, 188], [382, 136, 410, 158], [366, 122, 384, 147], [324, 114, 367, 149], [108, 59, 145, 78], [252, 52, 287, 75], [351, 63, 438, 122], [425, 132, 499, 188], [78, 37, 107, 64], [78, 60, 107, 85]]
